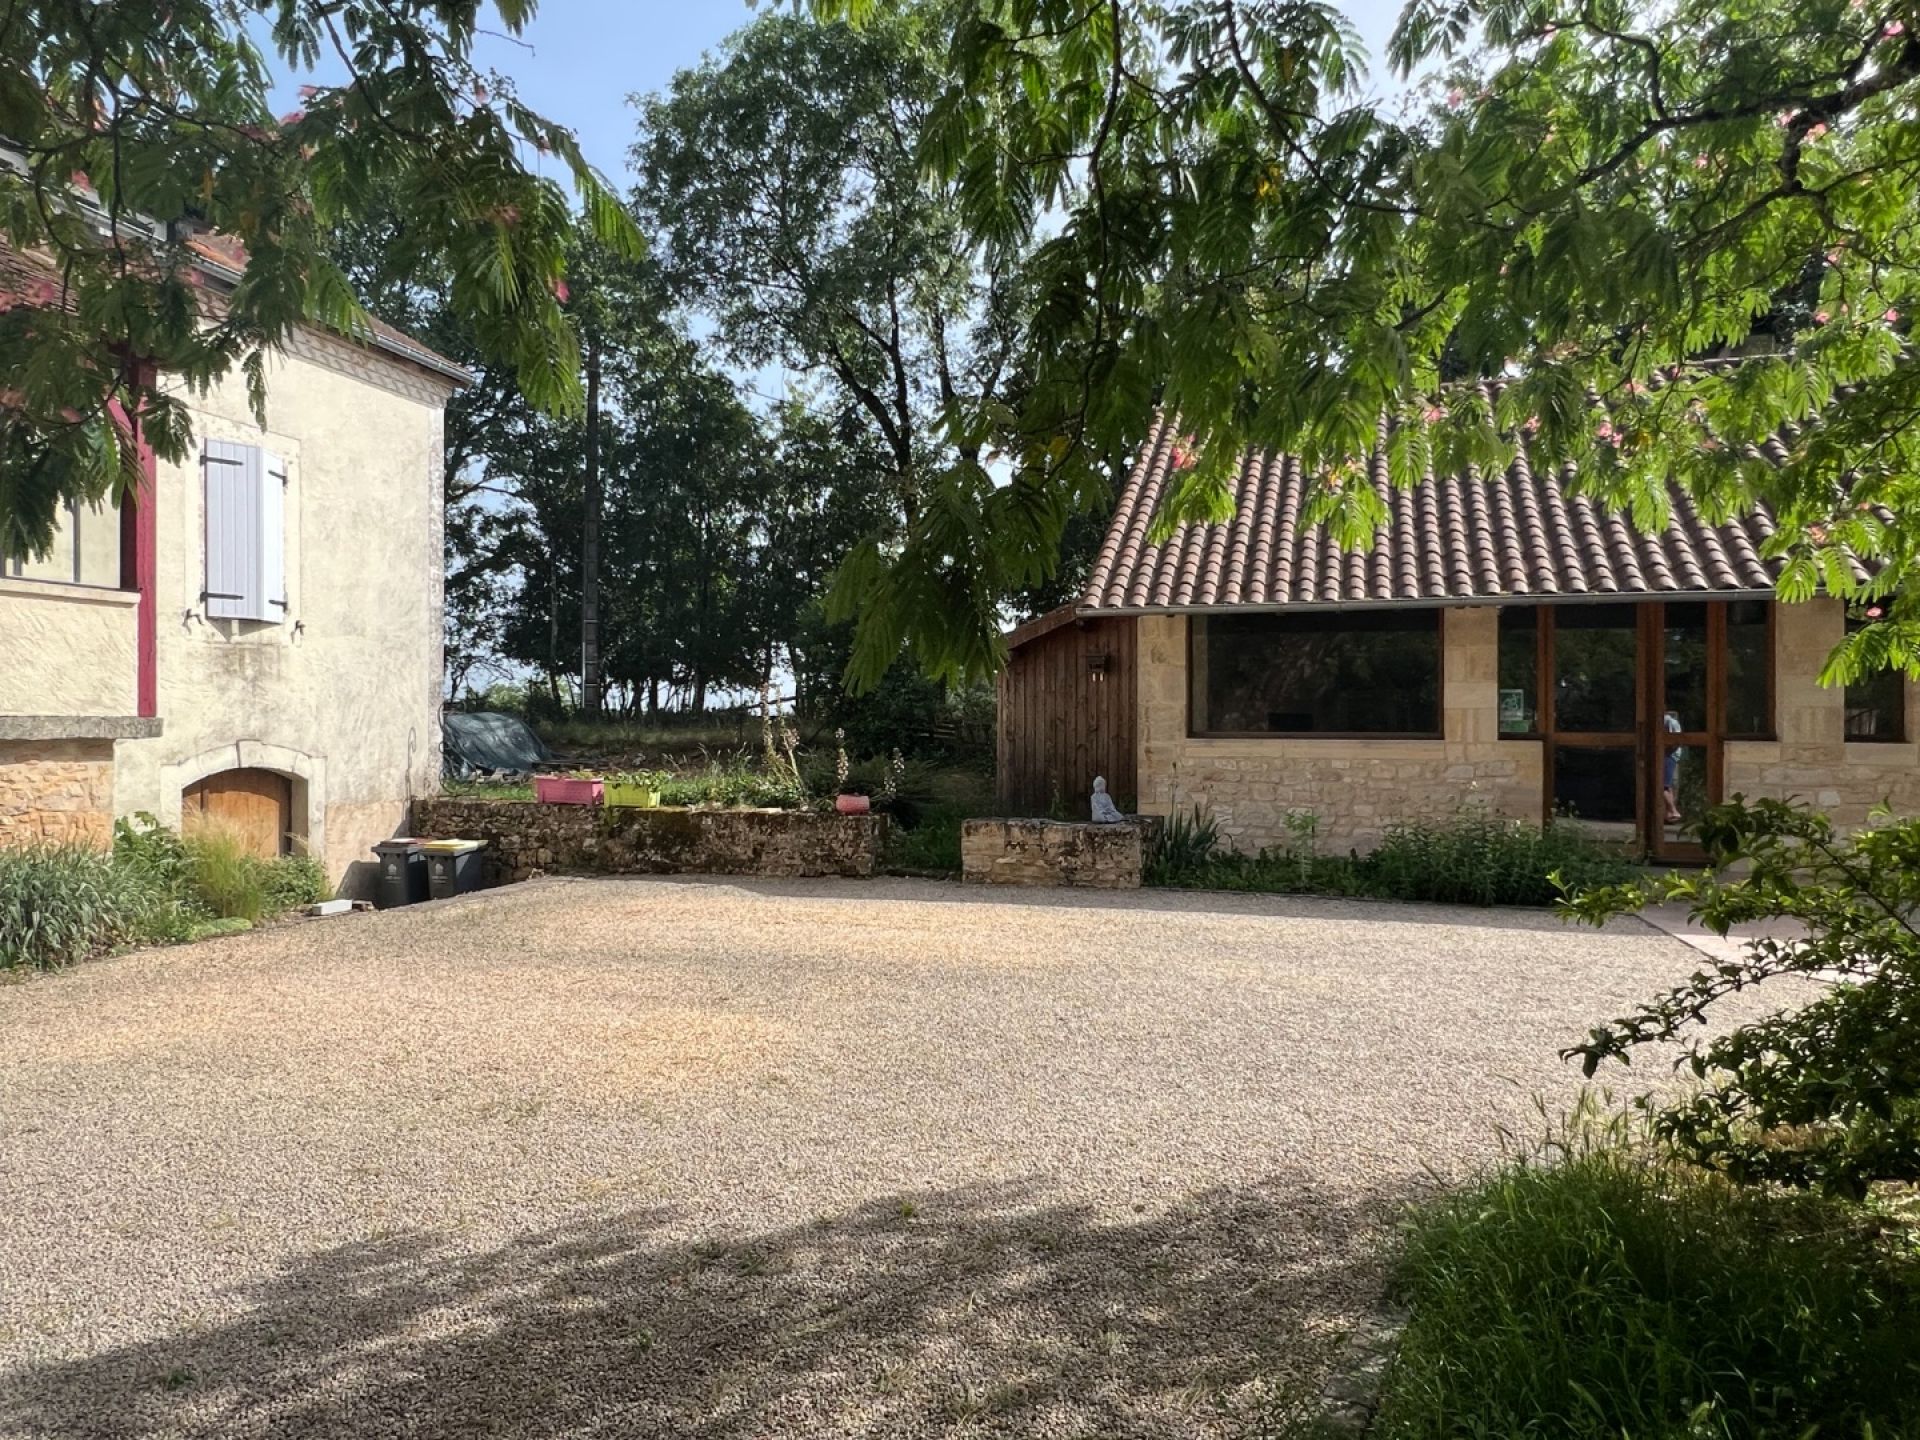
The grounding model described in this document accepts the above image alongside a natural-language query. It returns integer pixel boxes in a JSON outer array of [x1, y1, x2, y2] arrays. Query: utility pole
[[580, 332, 604, 715]]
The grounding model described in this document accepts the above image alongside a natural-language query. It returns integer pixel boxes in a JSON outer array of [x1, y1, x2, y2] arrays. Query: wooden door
[[182, 769, 292, 858]]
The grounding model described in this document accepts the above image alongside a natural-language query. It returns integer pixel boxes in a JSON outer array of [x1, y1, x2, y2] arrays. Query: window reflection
[[1554, 606, 1638, 733]]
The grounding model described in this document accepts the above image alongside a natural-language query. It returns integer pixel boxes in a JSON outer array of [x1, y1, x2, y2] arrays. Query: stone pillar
[[1775, 598, 1847, 758], [1442, 607, 1500, 748], [1136, 614, 1187, 817]]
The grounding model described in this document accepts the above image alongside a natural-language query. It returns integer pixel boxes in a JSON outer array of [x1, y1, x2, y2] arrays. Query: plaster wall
[[107, 327, 452, 894], [0, 578, 138, 717]]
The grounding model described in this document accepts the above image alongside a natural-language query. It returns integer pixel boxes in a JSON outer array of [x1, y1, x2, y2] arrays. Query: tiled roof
[[0, 236, 466, 386], [1082, 415, 1796, 611], [185, 235, 469, 383]]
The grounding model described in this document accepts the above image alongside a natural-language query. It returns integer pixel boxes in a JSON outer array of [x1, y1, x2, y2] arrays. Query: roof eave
[[1079, 586, 1778, 617], [191, 252, 474, 389]]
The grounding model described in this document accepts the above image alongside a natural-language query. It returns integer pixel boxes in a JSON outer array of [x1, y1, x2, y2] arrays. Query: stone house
[[0, 238, 465, 895], [999, 418, 1919, 861]]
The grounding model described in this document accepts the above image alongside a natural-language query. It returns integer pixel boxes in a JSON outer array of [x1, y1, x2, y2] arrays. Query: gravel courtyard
[[1, 877, 1723, 1439]]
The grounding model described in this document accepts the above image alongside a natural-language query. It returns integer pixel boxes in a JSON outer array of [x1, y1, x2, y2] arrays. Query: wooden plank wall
[[995, 615, 1138, 816]]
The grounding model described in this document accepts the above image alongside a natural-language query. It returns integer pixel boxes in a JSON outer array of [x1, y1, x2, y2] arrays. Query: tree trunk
[[580, 334, 604, 715]]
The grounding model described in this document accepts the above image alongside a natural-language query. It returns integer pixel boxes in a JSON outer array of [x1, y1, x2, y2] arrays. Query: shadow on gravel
[[3, 1172, 1414, 1439]]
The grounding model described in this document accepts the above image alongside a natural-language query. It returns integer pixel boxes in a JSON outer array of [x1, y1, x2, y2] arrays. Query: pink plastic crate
[[534, 775, 604, 806]]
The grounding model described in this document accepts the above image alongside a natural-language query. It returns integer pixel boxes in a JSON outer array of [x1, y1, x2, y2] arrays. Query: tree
[[1, 0, 638, 565], [784, 0, 1920, 690], [634, 4, 1101, 689]]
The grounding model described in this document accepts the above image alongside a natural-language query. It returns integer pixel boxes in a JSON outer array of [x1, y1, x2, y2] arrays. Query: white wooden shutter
[[202, 441, 286, 623]]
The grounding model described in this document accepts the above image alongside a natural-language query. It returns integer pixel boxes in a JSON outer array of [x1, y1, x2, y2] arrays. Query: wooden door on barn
[[182, 768, 293, 858], [996, 610, 1137, 816]]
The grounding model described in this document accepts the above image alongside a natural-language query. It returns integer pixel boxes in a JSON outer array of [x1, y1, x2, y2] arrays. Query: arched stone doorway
[[182, 768, 294, 858]]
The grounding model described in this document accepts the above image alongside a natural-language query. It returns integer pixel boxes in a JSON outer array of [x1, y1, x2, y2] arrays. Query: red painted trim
[[113, 365, 159, 719]]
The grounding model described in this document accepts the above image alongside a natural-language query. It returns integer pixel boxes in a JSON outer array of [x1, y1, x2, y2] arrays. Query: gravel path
[[1, 877, 1724, 1439]]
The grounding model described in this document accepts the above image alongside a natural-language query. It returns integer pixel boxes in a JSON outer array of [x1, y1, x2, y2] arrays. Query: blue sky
[[269, 1, 1415, 192]]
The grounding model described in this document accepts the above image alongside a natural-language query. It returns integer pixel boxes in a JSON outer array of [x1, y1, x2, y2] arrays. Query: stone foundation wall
[[961, 819, 1146, 888], [1137, 609, 1542, 854], [412, 799, 888, 882], [0, 740, 116, 849]]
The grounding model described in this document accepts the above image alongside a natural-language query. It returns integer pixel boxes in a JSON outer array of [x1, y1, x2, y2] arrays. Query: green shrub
[[1366, 812, 1636, 907], [1144, 806, 1223, 885], [1145, 808, 1632, 907], [0, 844, 145, 971], [1374, 1140, 1920, 1439], [1566, 797, 1920, 1196], [262, 852, 330, 912], [882, 803, 968, 874]]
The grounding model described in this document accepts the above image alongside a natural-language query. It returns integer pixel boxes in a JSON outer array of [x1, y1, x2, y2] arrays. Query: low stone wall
[[0, 739, 116, 849], [961, 818, 1147, 888], [411, 799, 887, 883]]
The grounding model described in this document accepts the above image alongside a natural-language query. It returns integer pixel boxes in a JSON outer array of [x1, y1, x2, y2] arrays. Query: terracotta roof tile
[[1081, 415, 1784, 611]]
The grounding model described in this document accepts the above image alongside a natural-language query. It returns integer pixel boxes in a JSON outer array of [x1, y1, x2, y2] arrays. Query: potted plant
[[605, 769, 668, 809], [831, 729, 870, 815], [534, 769, 604, 806]]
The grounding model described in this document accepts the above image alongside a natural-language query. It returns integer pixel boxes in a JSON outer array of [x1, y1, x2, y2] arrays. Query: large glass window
[[1190, 610, 1442, 736], [1845, 615, 1907, 742], [1554, 604, 1640, 733]]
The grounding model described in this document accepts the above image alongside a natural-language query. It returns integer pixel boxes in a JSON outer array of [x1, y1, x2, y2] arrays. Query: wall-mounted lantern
[[1086, 650, 1112, 683]]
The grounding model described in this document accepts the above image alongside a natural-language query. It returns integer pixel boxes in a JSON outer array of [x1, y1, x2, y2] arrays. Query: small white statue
[[1090, 775, 1126, 825]]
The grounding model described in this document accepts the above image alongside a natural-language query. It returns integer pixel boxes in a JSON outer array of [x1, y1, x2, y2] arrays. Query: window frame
[[1185, 608, 1447, 741], [1497, 599, 1778, 745]]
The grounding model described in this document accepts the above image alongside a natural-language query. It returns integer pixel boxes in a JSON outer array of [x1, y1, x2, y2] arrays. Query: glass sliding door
[[1503, 599, 1776, 858], [1546, 604, 1643, 844], [1652, 602, 1717, 860]]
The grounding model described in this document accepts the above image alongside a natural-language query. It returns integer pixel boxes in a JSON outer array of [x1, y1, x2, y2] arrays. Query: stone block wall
[[0, 740, 116, 849], [1136, 609, 1542, 854], [1725, 598, 1920, 828], [961, 819, 1146, 888], [412, 799, 888, 882]]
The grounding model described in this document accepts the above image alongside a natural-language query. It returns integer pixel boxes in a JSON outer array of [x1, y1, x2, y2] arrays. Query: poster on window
[[1499, 688, 1531, 733]]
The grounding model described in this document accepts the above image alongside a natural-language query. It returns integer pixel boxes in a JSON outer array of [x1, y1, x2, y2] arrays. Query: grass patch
[[1372, 1142, 1920, 1439], [1147, 809, 1635, 907], [0, 817, 332, 974]]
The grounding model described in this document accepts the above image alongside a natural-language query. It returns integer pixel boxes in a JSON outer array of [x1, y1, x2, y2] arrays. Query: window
[[1553, 604, 1639, 733], [1498, 607, 1539, 733], [1724, 600, 1773, 737], [203, 440, 286, 623], [4, 497, 121, 587], [1189, 609, 1442, 736], [1844, 615, 1906, 742]]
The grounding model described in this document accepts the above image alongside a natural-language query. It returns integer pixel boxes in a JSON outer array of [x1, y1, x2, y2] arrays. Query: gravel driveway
[[1, 877, 1721, 1438]]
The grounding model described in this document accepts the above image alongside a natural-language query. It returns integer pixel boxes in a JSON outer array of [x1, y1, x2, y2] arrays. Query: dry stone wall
[[961, 819, 1147, 888], [412, 799, 887, 882]]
